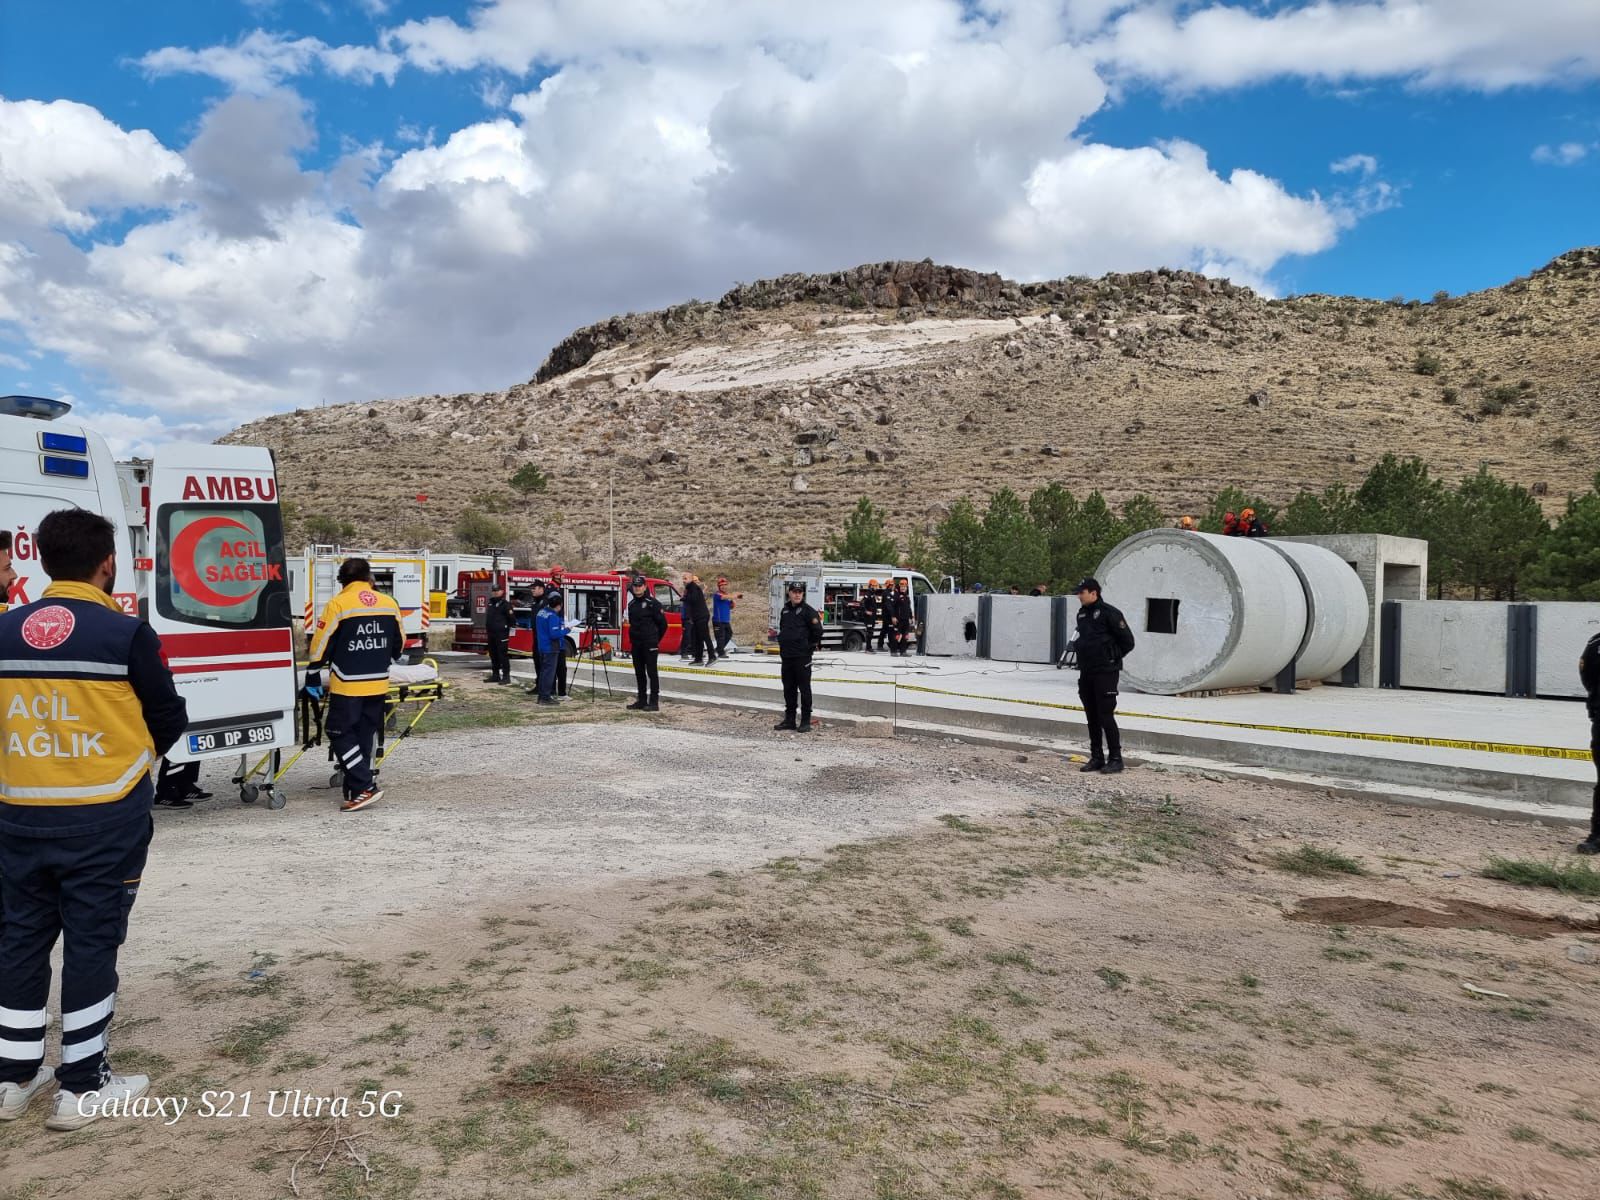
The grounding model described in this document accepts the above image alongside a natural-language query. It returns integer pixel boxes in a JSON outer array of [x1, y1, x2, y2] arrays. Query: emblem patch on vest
[[359, 591, 378, 606], [22, 605, 75, 650]]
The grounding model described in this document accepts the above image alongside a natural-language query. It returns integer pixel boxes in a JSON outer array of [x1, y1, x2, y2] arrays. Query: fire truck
[[1, 395, 297, 804], [451, 567, 686, 659]]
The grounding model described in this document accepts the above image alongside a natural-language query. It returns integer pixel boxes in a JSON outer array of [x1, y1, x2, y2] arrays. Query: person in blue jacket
[[535, 591, 566, 705], [712, 577, 741, 658]]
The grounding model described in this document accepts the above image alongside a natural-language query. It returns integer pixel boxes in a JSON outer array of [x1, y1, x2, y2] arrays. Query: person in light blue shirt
[[535, 592, 566, 705]]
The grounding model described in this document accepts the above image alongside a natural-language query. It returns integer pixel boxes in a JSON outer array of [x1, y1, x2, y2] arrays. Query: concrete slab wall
[[924, 595, 982, 657], [1395, 601, 1508, 694], [988, 595, 1054, 663], [1534, 602, 1600, 698], [1282, 534, 1428, 687]]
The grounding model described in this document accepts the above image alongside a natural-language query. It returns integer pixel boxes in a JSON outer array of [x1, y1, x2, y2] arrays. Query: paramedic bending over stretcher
[[305, 558, 403, 813]]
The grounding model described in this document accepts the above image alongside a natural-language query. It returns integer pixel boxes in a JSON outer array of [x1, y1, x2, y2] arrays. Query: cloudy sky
[[2, 0, 1597, 452]]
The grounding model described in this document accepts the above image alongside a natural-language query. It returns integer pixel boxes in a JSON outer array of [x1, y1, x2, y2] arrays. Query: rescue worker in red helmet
[[1222, 511, 1241, 536]]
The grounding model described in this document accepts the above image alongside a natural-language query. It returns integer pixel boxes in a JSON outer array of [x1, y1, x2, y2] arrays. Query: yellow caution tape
[[655, 663, 1593, 763]]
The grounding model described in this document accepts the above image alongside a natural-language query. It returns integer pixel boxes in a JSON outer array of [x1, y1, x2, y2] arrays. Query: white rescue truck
[[767, 561, 939, 651], [0, 395, 297, 806], [291, 547, 429, 649]]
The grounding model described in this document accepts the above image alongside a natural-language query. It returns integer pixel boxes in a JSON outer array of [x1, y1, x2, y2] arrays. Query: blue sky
[[1, 0, 1596, 450]]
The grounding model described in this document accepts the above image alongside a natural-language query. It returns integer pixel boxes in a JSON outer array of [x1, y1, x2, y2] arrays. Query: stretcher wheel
[[265, 788, 287, 811], [330, 770, 344, 789], [239, 783, 260, 804]]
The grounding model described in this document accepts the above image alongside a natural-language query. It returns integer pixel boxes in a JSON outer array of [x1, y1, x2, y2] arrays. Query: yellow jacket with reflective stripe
[[0, 582, 173, 829], [308, 582, 404, 697]]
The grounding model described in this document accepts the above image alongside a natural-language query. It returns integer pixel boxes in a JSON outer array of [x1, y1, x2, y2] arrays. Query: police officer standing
[[774, 581, 824, 732], [1072, 577, 1136, 774], [1579, 631, 1600, 855], [484, 583, 513, 685], [306, 558, 404, 812], [626, 576, 668, 711], [0, 509, 187, 1130], [682, 574, 716, 665]]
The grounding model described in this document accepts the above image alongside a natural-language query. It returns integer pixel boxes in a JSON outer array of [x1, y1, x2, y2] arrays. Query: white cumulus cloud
[[1531, 141, 1592, 165]]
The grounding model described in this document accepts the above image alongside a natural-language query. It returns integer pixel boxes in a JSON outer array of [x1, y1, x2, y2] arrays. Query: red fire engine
[[452, 568, 686, 658]]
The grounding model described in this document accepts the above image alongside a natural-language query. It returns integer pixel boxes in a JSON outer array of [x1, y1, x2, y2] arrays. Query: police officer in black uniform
[[774, 581, 824, 732], [0, 509, 187, 1129], [682, 575, 716, 665], [1072, 576, 1136, 774], [484, 583, 513, 685], [626, 576, 668, 712], [1579, 631, 1600, 855]]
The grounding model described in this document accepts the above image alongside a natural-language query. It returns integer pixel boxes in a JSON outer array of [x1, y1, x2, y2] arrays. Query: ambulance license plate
[[189, 724, 276, 755]]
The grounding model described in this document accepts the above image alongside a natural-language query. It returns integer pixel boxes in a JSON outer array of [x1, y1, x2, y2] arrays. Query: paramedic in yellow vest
[[0, 509, 186, 1131], [306, 558, 403, 813]]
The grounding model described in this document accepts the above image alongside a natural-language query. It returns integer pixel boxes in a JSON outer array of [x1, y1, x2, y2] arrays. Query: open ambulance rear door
[[146, 445, 297, 764]]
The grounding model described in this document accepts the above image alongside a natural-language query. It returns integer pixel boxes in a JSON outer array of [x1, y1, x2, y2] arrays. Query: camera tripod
[[575, 612, 615, 700]]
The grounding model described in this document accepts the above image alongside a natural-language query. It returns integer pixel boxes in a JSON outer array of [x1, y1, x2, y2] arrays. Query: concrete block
[[988, 595, 1053, 663], [1395, 601, 1508, 694], [1534, 602, 1600, 698], [924, 594, 981, 657]]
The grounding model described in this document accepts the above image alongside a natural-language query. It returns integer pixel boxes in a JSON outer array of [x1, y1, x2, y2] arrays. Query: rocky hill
[[227, 249, 1600, 566]]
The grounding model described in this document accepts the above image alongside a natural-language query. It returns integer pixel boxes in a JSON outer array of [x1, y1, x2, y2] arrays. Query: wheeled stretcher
[[230, 659, 449, 808]]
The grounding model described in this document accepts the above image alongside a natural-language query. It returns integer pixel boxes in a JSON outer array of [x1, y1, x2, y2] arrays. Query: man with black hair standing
[[1072, 577, 1136, 775], [626, 577, 668, 712], [0, 508, 187, 1130], [484, 583, 513, 685], [307, 558, 404, 812], [774, 581, 824, 732], [682, 574, 715, 666], [1579, 631, 1600, 855], [876, 580, 893, 652]]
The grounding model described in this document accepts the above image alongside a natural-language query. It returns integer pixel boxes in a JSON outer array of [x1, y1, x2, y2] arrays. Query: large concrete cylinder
[[1096, 531, 1307, 694], [1261, 540, 1368, 681]]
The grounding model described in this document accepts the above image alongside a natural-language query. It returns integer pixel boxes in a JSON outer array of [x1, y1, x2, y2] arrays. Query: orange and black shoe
[[342, 788, 383, 813]]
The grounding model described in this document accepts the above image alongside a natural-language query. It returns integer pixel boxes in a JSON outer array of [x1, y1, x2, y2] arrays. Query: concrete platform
[[521, 651, 1598, 820]]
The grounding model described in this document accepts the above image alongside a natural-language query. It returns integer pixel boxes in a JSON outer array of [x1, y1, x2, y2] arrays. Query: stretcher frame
[[230, 658, 449, 808]]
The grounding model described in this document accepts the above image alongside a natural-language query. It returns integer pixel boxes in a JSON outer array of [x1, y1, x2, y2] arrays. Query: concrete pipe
[[1096, 530, 1307, 694], [1260, 540, 1368, 681]]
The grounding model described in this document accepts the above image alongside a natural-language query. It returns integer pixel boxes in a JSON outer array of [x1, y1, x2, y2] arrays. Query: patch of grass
[[938, 813, 988, 835], [1270, 844, 1369, 878], [1094, 966, 1130, 991], [215, 1014, 296, 1066], [1482, 856, 1600, 897], [1438, 1179, 1510, 1200], [939, 916, 975, 938]]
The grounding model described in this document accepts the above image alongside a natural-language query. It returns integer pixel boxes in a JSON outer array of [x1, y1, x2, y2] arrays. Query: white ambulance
[[1, 395, 297, 801]]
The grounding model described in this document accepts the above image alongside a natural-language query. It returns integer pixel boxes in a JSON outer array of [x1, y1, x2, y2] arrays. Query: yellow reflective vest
[[308, 581, 404, 697]]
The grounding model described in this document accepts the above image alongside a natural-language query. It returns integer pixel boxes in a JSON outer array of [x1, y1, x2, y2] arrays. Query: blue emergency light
[[40, 431, 89, 455], [40, 455, 90, 479]]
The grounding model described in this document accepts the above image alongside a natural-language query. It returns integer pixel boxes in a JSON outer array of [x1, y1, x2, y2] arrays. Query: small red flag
[[415, 493, 428, 503]]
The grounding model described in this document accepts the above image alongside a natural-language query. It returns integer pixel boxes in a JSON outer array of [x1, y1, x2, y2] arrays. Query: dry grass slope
[[226, 249, 1600, 566]]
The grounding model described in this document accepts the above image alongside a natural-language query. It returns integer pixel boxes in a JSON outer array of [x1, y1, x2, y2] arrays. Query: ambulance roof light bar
[[0, 394, 73, 421]]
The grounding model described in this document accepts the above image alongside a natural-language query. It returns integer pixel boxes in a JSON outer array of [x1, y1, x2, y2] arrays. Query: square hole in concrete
[[1147, 597, 1180, 635]]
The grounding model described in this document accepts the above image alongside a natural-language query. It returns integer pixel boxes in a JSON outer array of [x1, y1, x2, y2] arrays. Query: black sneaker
[[154, 794, 194, 808], [796, 720, 813, 733], [1577, 838, 1600, 856], [1079, 758, 1105, 774], [183, 786, 214, 801], [627, 699, 646, 710], [1101, 758, 1125, 775], [774, 718, 797, 731], [645, 701, 660, 712]]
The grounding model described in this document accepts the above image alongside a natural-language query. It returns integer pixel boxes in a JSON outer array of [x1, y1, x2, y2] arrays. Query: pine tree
[[1444, 467, 1548, 599], [824, 497, 898, 564], [977, 488, 1048, 590], [935, 498, 984, 590], [1529, 474, 1600, 600]]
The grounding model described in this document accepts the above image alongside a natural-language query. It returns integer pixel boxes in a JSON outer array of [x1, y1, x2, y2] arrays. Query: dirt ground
[[3, 668, 1597, 1200]]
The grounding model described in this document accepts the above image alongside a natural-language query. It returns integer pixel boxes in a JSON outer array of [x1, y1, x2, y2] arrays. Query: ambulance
[[1, 396, 297, 799]]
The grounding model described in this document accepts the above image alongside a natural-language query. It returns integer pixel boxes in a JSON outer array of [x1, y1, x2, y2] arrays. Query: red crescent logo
[[359, 590, 378, 606], [171, 516, 256, 608], [22, 604, 75, 650]]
